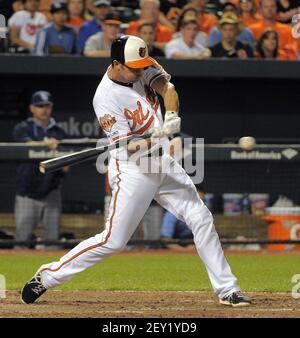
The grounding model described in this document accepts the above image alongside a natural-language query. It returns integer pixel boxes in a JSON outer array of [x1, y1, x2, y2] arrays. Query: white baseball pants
[[40, 155, 240, 298]]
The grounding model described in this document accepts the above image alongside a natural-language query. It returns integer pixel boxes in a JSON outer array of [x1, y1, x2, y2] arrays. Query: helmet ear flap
[[111, 36, 128, 65]]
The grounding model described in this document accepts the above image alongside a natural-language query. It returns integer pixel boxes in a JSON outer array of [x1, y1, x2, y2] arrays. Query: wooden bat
[[39, 134, 151, 174]]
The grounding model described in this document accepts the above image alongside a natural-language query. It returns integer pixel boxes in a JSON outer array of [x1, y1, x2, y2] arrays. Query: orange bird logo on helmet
[[139, 47, 146, 58]]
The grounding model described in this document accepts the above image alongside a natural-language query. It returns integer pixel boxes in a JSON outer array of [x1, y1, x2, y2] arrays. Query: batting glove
[[162, 111, 181, 136], [150, 127, 165, 138]]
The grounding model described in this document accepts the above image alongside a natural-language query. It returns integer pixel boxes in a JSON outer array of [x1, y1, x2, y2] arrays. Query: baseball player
[[21, 35, 251, 307]]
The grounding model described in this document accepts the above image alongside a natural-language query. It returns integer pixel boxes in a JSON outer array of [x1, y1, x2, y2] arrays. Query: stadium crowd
[[0, 0, 300, 58]]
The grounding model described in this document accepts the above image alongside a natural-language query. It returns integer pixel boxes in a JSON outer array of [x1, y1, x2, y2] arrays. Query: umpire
[[13, 91, 67, 249]]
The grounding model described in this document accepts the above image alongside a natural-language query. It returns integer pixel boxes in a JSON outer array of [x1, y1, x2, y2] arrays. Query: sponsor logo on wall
[[230, 148, 299, 161]]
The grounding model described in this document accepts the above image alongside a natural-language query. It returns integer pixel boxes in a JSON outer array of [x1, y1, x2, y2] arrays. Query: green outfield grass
[[0, 254, 299, 292]]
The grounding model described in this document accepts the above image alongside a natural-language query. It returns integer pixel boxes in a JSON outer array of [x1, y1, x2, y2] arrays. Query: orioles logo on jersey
[[124, 101, 149, 130], [139, 47, 146, 58], [99, 114, 117, 132]]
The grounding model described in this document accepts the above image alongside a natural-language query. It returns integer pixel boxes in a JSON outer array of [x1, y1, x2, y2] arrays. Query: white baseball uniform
[[39, 64, 240, 299]]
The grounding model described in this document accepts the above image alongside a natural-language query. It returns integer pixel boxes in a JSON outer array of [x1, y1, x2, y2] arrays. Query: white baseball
[[238, 136, 256, 150]]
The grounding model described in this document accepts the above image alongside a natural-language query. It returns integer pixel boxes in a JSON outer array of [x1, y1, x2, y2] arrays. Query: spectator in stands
[[8, 0, 47, 53], [35, 2, 78, 55], [126, 0, 174, 49], [13, 91, 67, 250], [38, 0, 54, 20], [138, 22, 165, 56], [85, 0, 96, 13], [160, 0, 188, 16], [249, 0, 298, 59], [158, 0, 189, 29], [183, 0, 217, 34], [79, 0, 111, 53], [238, 0, 261, 26], [0, 0, 24, 21], [276, 0, 300, 23], [256, 28, 292, 59], [66, 0, 87, 32], [209, 3, 256, 48], [13, 0, 25, 13], [210, 13, 254, 58], [160, 0, 187, 28], [165, 18, 210, 58], [84, 12, 121, 57], [174, 8, 208, 46]]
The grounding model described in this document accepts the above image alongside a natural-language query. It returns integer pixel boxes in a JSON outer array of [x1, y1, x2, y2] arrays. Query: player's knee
[[106, 239, 126, 253], [94, 229, 127, 253]]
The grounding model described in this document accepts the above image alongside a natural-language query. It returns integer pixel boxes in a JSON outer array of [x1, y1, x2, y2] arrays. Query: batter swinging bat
[[39, 133, 152, 174]]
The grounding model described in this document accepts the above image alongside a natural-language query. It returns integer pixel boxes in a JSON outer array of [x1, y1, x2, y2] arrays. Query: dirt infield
[[1, 291, 299, 318]]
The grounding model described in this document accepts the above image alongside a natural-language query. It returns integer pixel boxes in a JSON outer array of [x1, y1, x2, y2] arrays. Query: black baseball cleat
[[21, 272, 47, 304], [219, 291, 252, 307]]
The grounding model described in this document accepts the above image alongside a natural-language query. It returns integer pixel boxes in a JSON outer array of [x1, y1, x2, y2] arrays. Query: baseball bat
[[39, 134, 151, 174]]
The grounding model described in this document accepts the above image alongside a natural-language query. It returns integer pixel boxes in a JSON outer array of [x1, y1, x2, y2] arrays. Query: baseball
[[238, 136, 256, 150]]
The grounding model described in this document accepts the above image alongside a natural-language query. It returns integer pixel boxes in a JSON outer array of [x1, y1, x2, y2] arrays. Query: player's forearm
[[162, 83, 179, 113], [152, 77, 180, 113]]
